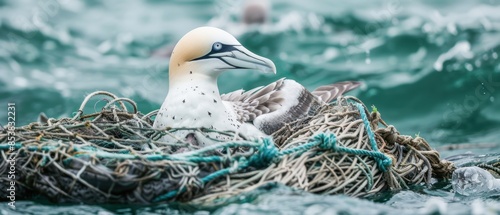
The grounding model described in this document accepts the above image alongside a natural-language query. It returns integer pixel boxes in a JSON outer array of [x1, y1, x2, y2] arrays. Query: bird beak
[[226, 45, 276, 74], [192, 45, 277, 74]]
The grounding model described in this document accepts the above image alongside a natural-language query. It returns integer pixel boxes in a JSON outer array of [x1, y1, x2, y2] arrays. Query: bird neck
[[168, 65, 222, 102], [169, 62, 219, 86]]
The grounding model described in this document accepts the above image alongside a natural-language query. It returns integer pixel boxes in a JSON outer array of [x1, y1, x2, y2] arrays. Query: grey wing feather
[[222, 79, 320, 134], [221, 78, 286, 123], [312, 81, 361, 103], [222, 79, 361, 135]]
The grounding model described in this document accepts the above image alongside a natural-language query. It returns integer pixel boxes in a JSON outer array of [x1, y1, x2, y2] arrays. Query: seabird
[[153, 26, 359, 146]]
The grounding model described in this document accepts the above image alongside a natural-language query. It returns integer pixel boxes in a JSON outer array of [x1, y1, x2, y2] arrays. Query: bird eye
[[213, 42, 222, 51]]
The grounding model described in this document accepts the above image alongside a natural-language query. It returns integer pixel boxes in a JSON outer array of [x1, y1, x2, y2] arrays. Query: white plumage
[[153, 27, 360, 146]]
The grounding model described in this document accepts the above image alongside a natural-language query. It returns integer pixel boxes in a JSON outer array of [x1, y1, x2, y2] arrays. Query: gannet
[[153, 26, 360, 146]]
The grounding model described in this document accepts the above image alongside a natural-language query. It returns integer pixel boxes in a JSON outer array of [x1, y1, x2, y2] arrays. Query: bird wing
[[222, 79, 360, 135], [311, 81, 362, 103], [221, 78, 287, 124]]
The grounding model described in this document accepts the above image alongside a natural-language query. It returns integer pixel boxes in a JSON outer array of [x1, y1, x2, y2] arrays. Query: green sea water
[[0, 0, 499, 214]]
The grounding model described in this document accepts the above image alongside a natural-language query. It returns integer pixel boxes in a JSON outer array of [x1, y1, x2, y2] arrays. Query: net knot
[[314, 133, 337, 150], [249, 137, 280, 168], [378, 156, 393, 172]]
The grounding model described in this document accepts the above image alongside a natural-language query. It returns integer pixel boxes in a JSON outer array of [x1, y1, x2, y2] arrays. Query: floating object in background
[[153, 27, 360, 146], [452, 163, 500, 197], [0, 91, 478, 204], [242, 0, 270, 25], [153, 1, 271, 58]]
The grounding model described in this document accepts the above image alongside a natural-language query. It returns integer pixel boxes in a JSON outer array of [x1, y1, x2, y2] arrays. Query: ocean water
[[0, 0, 500, 214]]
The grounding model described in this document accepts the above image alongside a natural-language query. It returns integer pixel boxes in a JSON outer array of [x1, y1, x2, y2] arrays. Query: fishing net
[[0, 90, 478, 204]]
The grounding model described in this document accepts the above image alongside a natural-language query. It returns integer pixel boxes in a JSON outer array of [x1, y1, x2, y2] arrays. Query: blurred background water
[[0, 0, 499, 214]]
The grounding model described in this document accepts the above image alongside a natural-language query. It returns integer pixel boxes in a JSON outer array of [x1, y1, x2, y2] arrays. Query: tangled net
[[0, 91, 460, 204]]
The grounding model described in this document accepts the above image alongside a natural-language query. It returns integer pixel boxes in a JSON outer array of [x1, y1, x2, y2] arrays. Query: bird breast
[[154, 87, 240, 132]]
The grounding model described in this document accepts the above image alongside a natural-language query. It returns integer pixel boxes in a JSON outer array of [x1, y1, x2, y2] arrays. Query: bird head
[[169, 27, 276, 80]]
